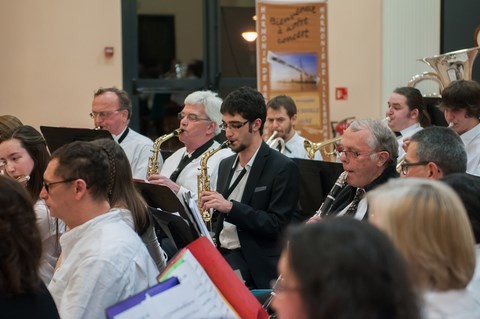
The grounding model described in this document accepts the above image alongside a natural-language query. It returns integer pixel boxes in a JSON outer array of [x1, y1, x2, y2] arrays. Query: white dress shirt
[[219, 147, 259, 249], [461, 123, 480, 176], [35, 199, 64, 285], [48, 210, 158, 319], [160, 141, 233, 204], [115, 127, 160, 180], [468, 244, 480, 303], [283, 131, 323, 160], [422, 289, 480, 319], [398, 123, 423, 157]]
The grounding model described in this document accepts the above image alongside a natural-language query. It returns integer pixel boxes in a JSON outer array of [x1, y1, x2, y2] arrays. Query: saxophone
[[147, 128, 183, 176], [197, 140, 231, 229]]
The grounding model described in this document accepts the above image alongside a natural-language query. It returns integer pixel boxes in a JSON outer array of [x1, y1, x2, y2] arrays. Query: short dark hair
[[442, 173, 480, 244], [393, 87, 431, 127], [266, 95, 297, 118], [439, 80, 480, 118], [286, 217, 420, 319], [0, 125, 50, 202], [0, 175, 42, 295], [94, 87, 133, 119], [410, 126, 467, 175], [51, 141, 110, 201], [221, 86, 267, 135]]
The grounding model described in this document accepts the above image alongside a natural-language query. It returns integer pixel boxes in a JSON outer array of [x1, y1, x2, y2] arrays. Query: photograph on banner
[[257, 0, 329, 140]]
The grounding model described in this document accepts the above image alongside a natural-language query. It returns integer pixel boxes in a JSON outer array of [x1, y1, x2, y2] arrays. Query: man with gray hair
[[399, 126, 467, 179], [148, 90, 232, 202], [309, 118, 399, 221]]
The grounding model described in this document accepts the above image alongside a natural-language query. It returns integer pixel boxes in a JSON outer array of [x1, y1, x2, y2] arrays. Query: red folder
[[164, 237, 268, 319]]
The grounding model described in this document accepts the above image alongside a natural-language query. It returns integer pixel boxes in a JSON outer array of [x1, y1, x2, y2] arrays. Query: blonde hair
[[367, 178, 476, 291]]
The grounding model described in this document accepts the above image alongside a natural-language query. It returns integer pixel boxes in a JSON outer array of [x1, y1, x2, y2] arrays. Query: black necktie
[[169, 139, 214, 182], [345, 188, 365, 216]]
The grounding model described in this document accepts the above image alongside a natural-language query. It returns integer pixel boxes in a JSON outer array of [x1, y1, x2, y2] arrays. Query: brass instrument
[[0, 160, 5, 175], [266, 131, 286, 153], [408, 47, 480, 95], [197, 140, 231, 230], [147, 128, 183, 176], [304, 136, 342, 161]]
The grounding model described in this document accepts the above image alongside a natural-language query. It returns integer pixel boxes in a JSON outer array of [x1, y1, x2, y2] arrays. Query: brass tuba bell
[[408, 47, 480, 95]]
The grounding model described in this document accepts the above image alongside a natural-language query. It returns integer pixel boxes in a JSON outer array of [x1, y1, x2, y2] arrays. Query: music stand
[[40, 126, 112, 154], [292, 159, 344, 221], [134, 181, 187, 218]]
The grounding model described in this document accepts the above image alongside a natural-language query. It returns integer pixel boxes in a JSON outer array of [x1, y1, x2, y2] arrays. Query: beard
[[230, 141, 247, 153]]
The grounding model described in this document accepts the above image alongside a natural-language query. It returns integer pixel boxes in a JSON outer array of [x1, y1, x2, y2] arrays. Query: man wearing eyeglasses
[[200, 87, 300, 289], [91, 87, 159, 180], [399, 126, 467, 179], [148, 90, 232, 205], [309, 119, 399, 222], [41, 142, 158, 319]]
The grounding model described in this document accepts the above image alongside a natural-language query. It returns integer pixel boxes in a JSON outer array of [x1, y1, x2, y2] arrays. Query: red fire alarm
[[104, 46, 114, 58], [336, 87, 348, 100]]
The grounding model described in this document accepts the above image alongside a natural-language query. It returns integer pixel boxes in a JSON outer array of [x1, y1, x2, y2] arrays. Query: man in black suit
[[200, 87, 299, 289]]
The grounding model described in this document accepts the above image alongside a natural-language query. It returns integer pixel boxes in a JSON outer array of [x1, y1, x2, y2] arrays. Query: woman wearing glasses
[[271, 217, 420, 319], [0, 125, 64, 285]]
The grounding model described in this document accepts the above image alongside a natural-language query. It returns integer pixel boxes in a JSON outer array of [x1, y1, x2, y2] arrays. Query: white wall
[[0, 0, 122, 130]]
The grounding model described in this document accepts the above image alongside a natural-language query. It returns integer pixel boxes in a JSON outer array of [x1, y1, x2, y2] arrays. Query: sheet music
[[182, 191, 214, 244], [158, 250, 239, 319]]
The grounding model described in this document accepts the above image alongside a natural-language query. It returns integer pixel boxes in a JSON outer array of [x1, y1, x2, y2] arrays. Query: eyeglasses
[[43, 178, 77, 193], [177, 112, 211, 122], [219, 120, 249, 131], [337, 145, 375, 159], [89, 109, 122, 119], [270, 277, 300, 296], [399, 161, 430, 175]]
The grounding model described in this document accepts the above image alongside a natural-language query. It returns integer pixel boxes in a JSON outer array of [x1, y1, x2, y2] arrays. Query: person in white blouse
[[265, 95, 322, 160], [147, 90, 233, 204], [386, 87, 431, 158], [0, 125, 64, 285], [91, 87, 160, 180], [368, 178, 480, 319], [42, 141, 158, 319], [440, 80, 480, 176]]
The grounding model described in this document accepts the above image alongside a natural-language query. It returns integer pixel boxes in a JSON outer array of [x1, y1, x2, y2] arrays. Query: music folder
[[40, 125, 112, 154], [293, 159, 344, 221]]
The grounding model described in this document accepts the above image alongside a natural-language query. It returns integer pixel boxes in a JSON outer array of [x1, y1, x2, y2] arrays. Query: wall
[[0, 0, 441, 132], [0, 0, 122, 130]]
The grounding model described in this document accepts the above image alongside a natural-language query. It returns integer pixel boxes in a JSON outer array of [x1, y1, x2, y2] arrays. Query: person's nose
[[444, 109, 454, 122], [39, 186, 48, 200]]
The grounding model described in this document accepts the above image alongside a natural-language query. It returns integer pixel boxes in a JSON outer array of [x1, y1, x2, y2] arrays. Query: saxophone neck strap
[[117, 127, 130, 144], [169, 139, 214, 182]]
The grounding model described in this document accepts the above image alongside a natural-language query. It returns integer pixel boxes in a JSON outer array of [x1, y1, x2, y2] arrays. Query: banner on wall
[[256, 0, 329, 141]]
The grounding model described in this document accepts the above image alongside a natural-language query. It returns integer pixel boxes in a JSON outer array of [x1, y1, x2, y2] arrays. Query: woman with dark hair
[[0, 175, 59, 318], [92, 138, 167, 271], [0, 125, 64, 284], [271, 217, 420, 319]]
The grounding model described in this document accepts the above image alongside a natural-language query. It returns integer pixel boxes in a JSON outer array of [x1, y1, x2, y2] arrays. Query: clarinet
[[263, 171, 348, 317], [315, 171, 348, 217]]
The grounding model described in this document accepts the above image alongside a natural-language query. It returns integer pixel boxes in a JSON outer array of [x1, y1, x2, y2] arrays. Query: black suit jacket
[[215, 142, 300, 288], [328, 162, 399, 218]]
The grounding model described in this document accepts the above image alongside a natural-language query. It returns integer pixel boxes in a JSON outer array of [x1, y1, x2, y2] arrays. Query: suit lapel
[[241, 142, 270, 204]]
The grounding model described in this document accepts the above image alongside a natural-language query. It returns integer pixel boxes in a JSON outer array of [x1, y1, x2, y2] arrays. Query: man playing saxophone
[[266, 95, 322, 160], [147, 90, 233, 203]]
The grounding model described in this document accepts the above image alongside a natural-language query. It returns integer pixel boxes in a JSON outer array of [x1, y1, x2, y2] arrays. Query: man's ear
[[252, 118, 262, 132], [410, 108, 419, 120], [206, 121, 216, 135], [291, 114, 298, 126], [376, 151, 390, 167], [426, 162, 442, 179], [73, 179, 88, 200]]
